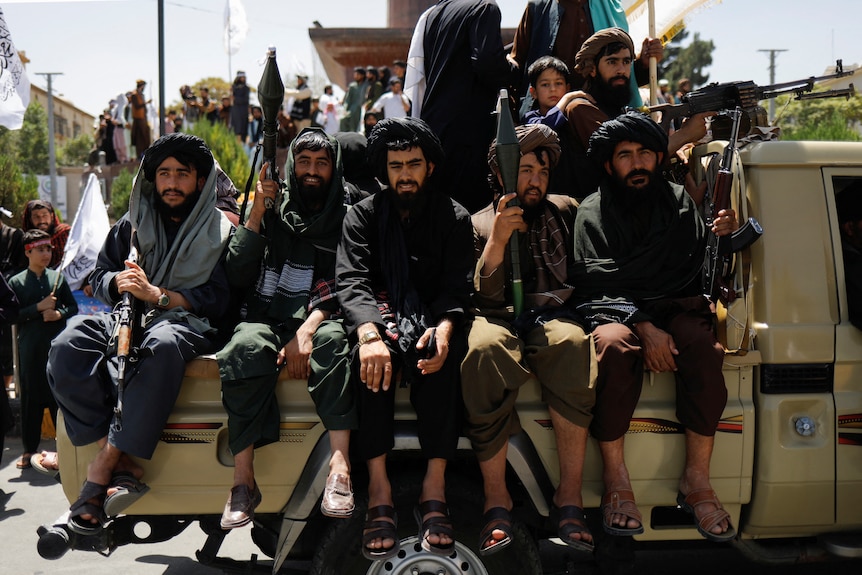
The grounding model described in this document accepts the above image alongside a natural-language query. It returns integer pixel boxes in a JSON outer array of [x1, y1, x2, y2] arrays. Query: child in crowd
[[9, 229, 77, 470]]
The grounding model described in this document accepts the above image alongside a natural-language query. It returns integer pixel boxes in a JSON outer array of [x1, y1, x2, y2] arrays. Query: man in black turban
[[463, 123, 596, 555], [47, 132, 233, 536], [570, 111, 739, 543], [335, 117, 473, 560]]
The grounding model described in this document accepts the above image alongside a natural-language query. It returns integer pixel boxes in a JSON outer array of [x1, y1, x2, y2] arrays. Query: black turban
[[142, 132, 213, 182], [366, 117, 444, 182], [587, 110, 668, 165]]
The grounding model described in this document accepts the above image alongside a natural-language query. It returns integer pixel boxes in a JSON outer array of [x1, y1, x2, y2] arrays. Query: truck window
[[835, 178, 862, 329]]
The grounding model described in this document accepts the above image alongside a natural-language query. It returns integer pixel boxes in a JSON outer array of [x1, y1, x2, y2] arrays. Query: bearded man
[[462, 123, 595, 556], [570, 111, 738, 543], [335, 117, 473, 561], [217, 128, 364, 529], [22, 200, 71, 269], [47, 132, 233, 536], [564, 27, 712, 196]]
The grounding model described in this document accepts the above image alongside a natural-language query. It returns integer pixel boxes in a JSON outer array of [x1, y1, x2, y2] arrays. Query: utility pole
[[36, 72, 63, 206], [758, 49, 787, 123]]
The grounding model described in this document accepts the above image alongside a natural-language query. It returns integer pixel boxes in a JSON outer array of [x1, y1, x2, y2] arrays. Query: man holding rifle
[[47, 132, 233, 535], [462, 123, 595, 556], [570, 111, 737, 542]]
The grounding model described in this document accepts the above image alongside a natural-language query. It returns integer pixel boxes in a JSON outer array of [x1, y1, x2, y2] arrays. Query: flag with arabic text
[[61, 174, 111, 291], [0, 8, 30, 130]]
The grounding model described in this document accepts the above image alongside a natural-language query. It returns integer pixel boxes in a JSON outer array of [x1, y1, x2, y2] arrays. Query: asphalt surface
[[2, 433, 861, 575]]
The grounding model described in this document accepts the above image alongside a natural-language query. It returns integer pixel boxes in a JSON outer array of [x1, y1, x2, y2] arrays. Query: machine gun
[[641, 60, 856, 133]]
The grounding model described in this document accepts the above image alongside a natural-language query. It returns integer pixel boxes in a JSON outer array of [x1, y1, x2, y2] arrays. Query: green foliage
[[109, 168, 136, 220], [658, 30, 714, 89], [0, 155, 40, 223], [780, 109, 861, 142], [17, 101, 50, 175], [58, 133, 96, 167], [188, 119, 251, 195]]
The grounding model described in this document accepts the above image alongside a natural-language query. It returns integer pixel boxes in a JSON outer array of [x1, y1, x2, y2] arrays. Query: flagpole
[[648, 0, 658, 106], [227, 5, 232, 81], [36, 72, 62, 207]]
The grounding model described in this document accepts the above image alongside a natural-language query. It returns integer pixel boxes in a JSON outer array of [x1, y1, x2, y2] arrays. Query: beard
[[153, 188, 201, 221], [590, 73, 632, 116], [297, 177, 329, 212], [389, 178, 430, 216], [605, 167, 665, 240]]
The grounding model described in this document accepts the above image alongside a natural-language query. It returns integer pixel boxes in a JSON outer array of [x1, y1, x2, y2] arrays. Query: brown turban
[[488, 123, 561, 179], [574, 27, 635, 78]]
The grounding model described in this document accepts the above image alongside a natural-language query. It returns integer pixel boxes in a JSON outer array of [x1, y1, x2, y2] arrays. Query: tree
[[58, 133, 95, 167], [658, 30, 714, 89], [774, 91, 862, 141], [16, 101, 50, 175], [0, 155, 39, 222], [188, 119, 249, 203], [109, 168, 135, 220]]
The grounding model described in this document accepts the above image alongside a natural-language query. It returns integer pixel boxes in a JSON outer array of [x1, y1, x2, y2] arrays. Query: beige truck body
[[47, 139, 862, 573]]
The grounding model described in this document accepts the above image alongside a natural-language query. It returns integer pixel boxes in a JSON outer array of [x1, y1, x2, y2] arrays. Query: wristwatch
[[358, 330, 381, 346], [156, 288, 170, 309]]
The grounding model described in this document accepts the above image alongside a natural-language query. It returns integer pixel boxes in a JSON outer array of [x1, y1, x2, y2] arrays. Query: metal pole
[[758, 49, 788, 123], [158, 0, 165, 137], [36, 72, 63, 206]]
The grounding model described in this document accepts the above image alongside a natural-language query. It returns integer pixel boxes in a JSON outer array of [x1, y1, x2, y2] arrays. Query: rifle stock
[[112, 244, 138, 433]]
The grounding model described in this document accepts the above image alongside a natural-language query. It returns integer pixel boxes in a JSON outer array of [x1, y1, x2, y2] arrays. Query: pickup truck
[[36, 136, 862, 575]]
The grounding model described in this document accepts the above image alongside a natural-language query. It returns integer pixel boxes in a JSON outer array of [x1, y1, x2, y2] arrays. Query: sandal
[[601, 489, 644, 536], [16, 453, 33, 469], [413, 500, 455, 556], [68, 480, 109, 535], [362, 504, 399, 561], [676, 489, 737, 543], [478, 506, 513, 556], [554, 505, 595, 553], [31, 452, 60, 478], [104, 472, 150, 517]]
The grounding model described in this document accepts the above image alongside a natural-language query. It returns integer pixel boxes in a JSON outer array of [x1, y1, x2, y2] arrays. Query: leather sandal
[[677, 489, 737, 543], [68, 480, 109, 536], [362, 504, 399, 561], [414, 500, 455, 556], [601, 489, 644, 536], [478, 506, 513, 556], [554, 504, 595, 553]]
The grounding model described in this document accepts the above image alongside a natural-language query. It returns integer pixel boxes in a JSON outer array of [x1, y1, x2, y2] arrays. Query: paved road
[[2, 439, 860, 575]]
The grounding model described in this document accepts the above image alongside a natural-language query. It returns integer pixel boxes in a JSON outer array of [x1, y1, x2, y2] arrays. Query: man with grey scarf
[[47, 132, 233, 536], [335, 117, 473, 561]]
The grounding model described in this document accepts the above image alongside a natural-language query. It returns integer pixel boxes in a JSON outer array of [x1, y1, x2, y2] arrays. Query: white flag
[[224, 0, 248, 56], [624, 0, 722, 47], [61, 174, 111, 291], [0, 8, 31, 130]]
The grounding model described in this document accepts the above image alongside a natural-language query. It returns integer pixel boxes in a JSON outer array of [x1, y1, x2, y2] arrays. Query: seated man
[[570, 111, 737, 542], [336, 117, 473, 560], [462, 123, 595, 555], [836, 181, 862, 329], [217, 128, 363, 529], [47, 133, 233, 535]]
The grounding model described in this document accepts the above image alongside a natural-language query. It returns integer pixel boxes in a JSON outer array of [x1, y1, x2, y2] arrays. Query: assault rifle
[[701, 107, 763, 305], [642, 60, 856, 132], [112, 243, 138, 433]]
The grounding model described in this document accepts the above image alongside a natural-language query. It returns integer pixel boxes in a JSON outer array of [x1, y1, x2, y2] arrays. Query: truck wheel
[[310, 470, 542, 575]]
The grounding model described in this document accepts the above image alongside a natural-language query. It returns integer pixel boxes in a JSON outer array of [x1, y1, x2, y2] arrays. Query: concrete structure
[[311, 0, 515, 90]]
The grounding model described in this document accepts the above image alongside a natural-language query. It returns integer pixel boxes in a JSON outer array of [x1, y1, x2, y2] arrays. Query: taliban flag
[[224, 0, 248, 56], [624, 0, 722, 46], [0, 7, 31, 130], [61, 174, 111, 291]]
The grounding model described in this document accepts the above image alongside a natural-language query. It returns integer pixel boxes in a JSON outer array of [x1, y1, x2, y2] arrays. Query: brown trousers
[[461, 316, 596, 461], [590, 298, 727, 441]]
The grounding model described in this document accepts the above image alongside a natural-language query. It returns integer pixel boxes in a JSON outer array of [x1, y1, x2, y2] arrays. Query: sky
[[3, 0, 858, 119]]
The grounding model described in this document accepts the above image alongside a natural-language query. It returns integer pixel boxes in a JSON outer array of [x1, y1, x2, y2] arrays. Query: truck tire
[[310, 468, 542, 575]]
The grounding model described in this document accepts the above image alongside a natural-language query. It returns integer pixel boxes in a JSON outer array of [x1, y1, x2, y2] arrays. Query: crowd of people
[[13, 0, 845, 565]]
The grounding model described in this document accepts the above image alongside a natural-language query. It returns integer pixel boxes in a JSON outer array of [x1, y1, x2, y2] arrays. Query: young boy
[[9, 229, 77, 470], [522, 56, 587, 199]]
